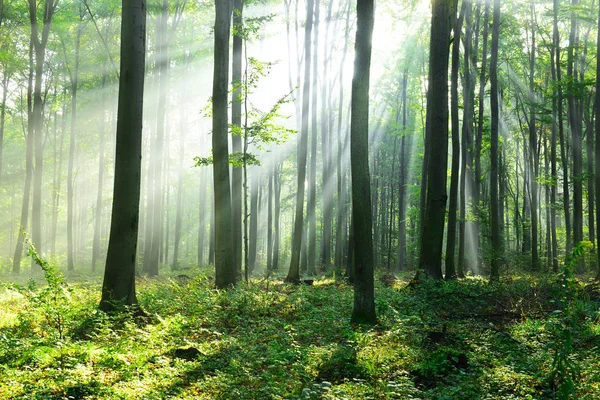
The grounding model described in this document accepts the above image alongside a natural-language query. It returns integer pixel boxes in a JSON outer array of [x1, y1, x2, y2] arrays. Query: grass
[[1, 267, 600, 399]]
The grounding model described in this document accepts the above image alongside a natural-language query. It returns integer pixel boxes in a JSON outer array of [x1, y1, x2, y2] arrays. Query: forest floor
[[1, 265, 600, 399]]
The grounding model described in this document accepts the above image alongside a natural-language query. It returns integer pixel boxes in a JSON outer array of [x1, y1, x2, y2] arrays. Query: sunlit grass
[[1, 270, 600, 398]]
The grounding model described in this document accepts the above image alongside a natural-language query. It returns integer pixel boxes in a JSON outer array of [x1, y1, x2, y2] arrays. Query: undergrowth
[[1, 266, 600, 399]]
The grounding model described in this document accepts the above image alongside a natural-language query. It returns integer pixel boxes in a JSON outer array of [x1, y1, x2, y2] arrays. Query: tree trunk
[[458, 0, 473, 277], [474, 0, 490, 270], [350, 0, 376, 325], [93, 66, 107, 273], [0, 70, 8, 182], [231, 0, 244, 278], [198, 168, 208, 266], [30, 0, 58, 268], [489, 0, 501, 282], [99, 0, 146, 311], [568, 0, 583, 268], [418, 0, 453, 280], [446, 3, 465, 280], [287, 0, 313, 283], [13, 39, 34, 274], [212, 0, 236, 288]]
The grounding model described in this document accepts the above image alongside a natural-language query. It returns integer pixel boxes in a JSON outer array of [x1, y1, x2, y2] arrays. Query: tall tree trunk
[[307, 0, 318, 275], [397, 70, 409, 270], [350, 0, 376, 325], [267, 160, 273, 274], [248, 170, 259, 272], [528, 5, 539, 270], [212, 0, 236, 288], [595, 0, 600, 278], [172, 22, 189, 270], [30, 0, 58, 268], [99, 0, 146, 311], [92, 66, 107, 273], [335, 0, 351, 270], [198, 168, 208, 265], [568, 0, 583, 271], [51, 103, 64, 256], [320, 0, 335, 269], [287, 0, 313, 283], [231, 0, 244, 278], [446, 3, 465, 280], [489, 0, 501, 282], [418, 0, 453, 280], [0, 70, 8, 182], [13, 39, 34, 274], [551, 0, 560, 271], [474, 0, 490, 270], [458, 0, 473, 277], [272, 162, 281, 271], [144, 0, 169, 276]]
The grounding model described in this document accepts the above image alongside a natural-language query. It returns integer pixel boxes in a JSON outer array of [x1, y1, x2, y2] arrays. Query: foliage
[[547, 241, 593, 399], [1, 271, 600, 399]]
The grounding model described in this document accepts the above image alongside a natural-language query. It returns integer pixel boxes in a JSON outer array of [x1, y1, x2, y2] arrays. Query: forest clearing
[[2, 267, 600, 399]]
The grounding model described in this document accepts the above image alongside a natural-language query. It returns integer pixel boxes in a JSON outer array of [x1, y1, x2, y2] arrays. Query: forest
[[2, 0, 600, 398]]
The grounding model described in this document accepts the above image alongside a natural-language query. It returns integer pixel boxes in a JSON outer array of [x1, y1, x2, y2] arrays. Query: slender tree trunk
[[489, 0, 501, 282], [248, 170, 259, 272], [397, 71, 409, 270], [320, 0, 335, 269], [350, 0, 376, 325], [458, 0, 473, 277], [568, 0, 583, 271], [595, 0, 600, 278], [212, 0, 236, 288], [446, 3, 465, 280], [231, 0, 244, 278], [335, 0, 351, 270], [0, 70, 8, 182], [418, 0, 453, 280], [144, 0, 169, 276], [198, 168, 208, 266], [93, 66, 107, 273], [307, 0, 318, 274], [287, 0, 314, 283], [273, 162, 281, 271], [528, 5, 539, 270], [30, 0, 58, 268], [13, 40, 34, 274], [172, 22, 189, 270], [99, 0, 146, 311], [551, 0, 560, 271], [474, 0, 490, 270], [267, 160, 274, 274]]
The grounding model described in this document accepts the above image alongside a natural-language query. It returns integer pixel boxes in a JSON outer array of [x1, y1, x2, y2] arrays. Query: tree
[[595, 0, 600, 279], [212, 0, 236, 288], [489, 0, 501, 282], [418, 0, 453, 280], [350, 0, 376, 325], [29, 0, 59, 269], [446, 2, 465, 280], [231, 0, 245, 278], [99, 0, 146, 311], [287, 0, 313, 284]]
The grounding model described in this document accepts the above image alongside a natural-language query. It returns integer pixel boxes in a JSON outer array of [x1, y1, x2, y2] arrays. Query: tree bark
[[231, 0, 244, 278], [418, 0, 453, 280], [350, 0, 376, 325], [446, 3, 465, 280], [287, 0, 313, 283], [99, 0, 146, 311], [212, 0, 236, 288], [489, 0, 501, 282]]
